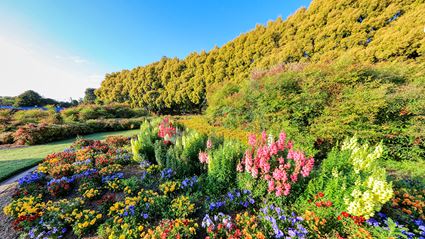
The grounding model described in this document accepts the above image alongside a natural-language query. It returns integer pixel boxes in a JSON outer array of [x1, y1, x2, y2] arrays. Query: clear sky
[[0, 0, 311, 101]]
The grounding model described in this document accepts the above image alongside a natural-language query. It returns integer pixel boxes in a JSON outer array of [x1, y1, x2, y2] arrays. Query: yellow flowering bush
[[83, 188, 101, 199], [146, 164, 161, 174], [99, 164, 123, 176], [159, 181, 180, 195], [105, 179, 121, 191], [341, 137, 393, 218], [37, 164, 48, 174], [71, 209, 103, 236], [170, 196, 195, 218], [3, 195, 45, 218]]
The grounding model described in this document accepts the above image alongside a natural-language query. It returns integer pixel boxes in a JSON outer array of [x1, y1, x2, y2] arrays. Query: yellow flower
[[83, 221, 89, 228]]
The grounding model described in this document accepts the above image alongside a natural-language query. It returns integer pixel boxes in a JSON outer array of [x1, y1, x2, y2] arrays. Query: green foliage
[[13, 118, 144, 145], [14, 90, 44, 107], [12, 109, 49, 124], [237, 172, 268, 200], [155, 129, 207, 177], [96, 0, 424, 114], [61, 104, 148, 122], [84, 88, 97, 104], [299, 137, 393, 218], [208, 140, 244, 185], [368, 218, 409, 239], [131, 119, 159, 162], [207, 63, 425, 161]]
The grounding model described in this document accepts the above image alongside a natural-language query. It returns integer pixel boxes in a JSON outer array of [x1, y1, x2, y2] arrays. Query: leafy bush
[[206, 63, 425, 162], [13, 118, 144, 145], [12, 109, 49, 124], [208, 140, 244, 186], [61, 104, 148, 122], [299, 137, 393, 219], [237, 131, 314, 200], [131, 119, 159, 162]]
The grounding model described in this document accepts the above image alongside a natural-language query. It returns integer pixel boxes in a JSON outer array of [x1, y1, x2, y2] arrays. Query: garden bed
[[2, 118, 424, 239]]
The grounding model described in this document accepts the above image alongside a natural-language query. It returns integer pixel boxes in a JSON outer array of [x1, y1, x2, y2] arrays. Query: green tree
[[14, 90, 44, 107], [83, 88, 97, 104]]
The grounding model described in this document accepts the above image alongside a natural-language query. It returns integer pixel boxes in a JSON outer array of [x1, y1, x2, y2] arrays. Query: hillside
[[96, 0, 424, 113]]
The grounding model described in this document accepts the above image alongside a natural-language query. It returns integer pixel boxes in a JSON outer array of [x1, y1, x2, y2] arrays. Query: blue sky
[[0, 0, 311, 100]]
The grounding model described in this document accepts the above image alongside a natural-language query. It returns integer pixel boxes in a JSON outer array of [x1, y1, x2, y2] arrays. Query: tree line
[[95, 0, 424, 113]]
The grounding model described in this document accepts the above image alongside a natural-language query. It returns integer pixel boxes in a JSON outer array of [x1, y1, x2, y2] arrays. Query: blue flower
[[367, 218, 380, 227], [101, 172, 123, 183], [160, 168, 174, 180], [18, 172, 45, 187]]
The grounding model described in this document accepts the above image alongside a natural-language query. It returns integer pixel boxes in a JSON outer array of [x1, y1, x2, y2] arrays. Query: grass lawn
[[0, 129, 140, 182]]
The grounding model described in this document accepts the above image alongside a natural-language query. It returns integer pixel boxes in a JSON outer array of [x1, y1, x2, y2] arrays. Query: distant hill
[[96, 0, 424, 113]]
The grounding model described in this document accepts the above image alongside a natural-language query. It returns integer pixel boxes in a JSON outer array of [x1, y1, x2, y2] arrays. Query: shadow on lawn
[[0, 158, 41, 182]]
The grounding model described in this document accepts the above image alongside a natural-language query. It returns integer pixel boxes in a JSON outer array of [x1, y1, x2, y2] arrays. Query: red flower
[[337, 216, 342, 220], [315, 202, 322, 207], [324, 200, 333, 207], [318, 192, 324, 198], [341, 211, 349, 218], [217, 223, 223, 230]]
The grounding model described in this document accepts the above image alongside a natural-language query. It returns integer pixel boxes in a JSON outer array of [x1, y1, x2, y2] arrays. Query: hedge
[[13, 118, 146, 145]]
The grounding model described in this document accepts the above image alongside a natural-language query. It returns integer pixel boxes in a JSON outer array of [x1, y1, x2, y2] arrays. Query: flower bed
[[3, 117, 424, 238]]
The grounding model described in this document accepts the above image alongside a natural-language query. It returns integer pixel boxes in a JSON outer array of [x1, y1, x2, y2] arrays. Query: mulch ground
[[0, 183, 20, 239]]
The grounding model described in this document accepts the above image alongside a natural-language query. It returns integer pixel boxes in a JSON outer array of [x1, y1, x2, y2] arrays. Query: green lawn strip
[[0, 129, 140, 182]]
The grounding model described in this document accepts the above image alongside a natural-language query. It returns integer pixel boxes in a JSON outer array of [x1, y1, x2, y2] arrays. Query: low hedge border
[[13, 117, 147, 145]]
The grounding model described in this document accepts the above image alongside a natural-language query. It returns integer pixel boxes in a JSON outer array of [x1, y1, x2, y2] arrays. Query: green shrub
[[155, 129, 207, 178], [12, 109, 49, 124], [154, 140, 167, 166], [237, 172, 268, 200], [208, 140, 244, 185], [298, 137, 393, 219], [61, 108, 79, 122], [61, 104, 148, 122], [13, 118, 144, 145], [131, 120, 159, 162], [79, 106, 112, 121]]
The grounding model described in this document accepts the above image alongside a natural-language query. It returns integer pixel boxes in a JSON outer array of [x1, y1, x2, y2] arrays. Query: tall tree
[[14, 90, 43, 107], [84, 88, 97, 104]]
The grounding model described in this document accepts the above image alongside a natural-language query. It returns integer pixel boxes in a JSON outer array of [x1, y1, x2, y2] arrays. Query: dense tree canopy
[[96, 0, 424, 113], [84, 88, 97, 104], [14, 90, 44, 107]]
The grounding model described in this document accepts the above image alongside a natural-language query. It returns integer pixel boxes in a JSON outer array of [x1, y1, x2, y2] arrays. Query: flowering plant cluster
[[18, 172, 45, 187], [4, 121, 423, 239], [158, 117, 176, 144], [145, 219, 198, 239], [180, 176, 199, 193], [47, 176, 75, 196], [202, 212, 266, 239], [237, 131, 314, 197], [159, 181, 180, 195], [71, 209, 103, 236], [260, 204, 308, 238], [341, 138, 393, 218], [170, 196, 196, 218], [390, 188, 425, 220], [207, 189, 255, 213]]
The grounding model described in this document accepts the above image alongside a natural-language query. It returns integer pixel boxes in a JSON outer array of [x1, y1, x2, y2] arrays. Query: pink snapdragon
[[206, 139, 213, 149], [158, 117, 176, 144], [238, 130, 314, 197], [199, 151, 209, 164], [248, 134, 257, 147]]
